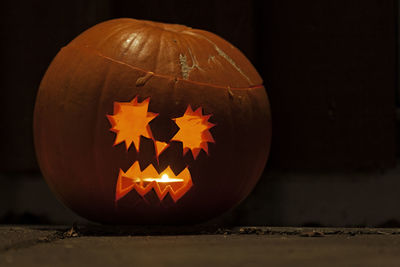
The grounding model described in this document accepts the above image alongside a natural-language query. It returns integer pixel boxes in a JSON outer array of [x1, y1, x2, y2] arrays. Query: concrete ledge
[[1, 225, 400, 266]]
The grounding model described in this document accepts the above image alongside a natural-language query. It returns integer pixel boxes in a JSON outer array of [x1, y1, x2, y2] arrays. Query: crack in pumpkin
[[179, 54, 190, 79], [213, 45, 251, 84], [182, 31, 252, 84], [179, 48, 202, 79]]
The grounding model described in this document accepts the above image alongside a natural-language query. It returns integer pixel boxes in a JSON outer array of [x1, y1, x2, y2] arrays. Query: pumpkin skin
[[34, 18, 271, 224]]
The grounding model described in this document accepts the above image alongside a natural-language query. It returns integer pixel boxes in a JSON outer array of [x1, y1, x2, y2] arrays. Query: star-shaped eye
[[107, 96, 158, 151], [171, 105, 215, 159]]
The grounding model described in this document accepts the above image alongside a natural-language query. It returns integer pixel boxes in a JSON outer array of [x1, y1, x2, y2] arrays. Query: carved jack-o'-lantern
[[34, 18, 271, 224]]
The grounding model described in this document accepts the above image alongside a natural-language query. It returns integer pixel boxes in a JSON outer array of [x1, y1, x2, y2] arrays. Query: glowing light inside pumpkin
[[107, 96, 157, 151], [115, 162, 192, 202], [137, 174, 184, 183], [172, 105, 215, 159], [154, 173, 182, 182], [154, 140, 169, 159]]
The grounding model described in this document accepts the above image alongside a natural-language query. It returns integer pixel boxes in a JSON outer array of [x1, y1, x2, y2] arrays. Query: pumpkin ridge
[[153, 29, 165, 76], [65, 44, 264, 90], [178, 33, 204, 80], [93, 62, 112, 194]]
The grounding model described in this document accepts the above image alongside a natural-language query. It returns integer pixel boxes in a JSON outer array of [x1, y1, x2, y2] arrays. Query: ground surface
[[1, 225, 400, 266]]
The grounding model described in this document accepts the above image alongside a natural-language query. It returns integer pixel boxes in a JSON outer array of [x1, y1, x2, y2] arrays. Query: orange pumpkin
[[34, 18, 271, 224]]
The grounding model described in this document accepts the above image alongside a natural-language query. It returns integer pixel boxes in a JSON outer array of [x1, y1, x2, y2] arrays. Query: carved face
[[107, 96, 215, 203]]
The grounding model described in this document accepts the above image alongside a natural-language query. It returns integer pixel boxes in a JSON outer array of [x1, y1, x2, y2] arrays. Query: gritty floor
[[1, 225, 400, 266]]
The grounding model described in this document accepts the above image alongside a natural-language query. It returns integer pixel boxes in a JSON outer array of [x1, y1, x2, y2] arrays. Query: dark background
[[0, 0, 398, 226]]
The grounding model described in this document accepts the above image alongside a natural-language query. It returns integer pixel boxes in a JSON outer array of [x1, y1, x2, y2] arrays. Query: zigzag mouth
[[115, 161, 193, 203]]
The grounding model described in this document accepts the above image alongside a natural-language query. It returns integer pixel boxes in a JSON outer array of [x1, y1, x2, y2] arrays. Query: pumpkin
[[33, 18, 271, 224]]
